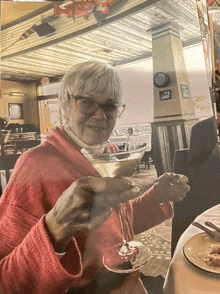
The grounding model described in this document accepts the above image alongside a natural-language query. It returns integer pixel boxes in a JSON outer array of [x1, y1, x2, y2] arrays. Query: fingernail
[[133, 187, 140, 193]]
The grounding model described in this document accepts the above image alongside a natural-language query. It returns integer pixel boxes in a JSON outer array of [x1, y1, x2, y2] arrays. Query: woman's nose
[[93, 106, 107, 119]]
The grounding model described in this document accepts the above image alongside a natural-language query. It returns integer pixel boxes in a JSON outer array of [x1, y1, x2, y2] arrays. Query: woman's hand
[[154, 172, 190, 203], [45, 177, 140, 252]]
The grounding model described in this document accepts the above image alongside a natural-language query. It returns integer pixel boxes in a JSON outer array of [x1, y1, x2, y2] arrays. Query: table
[[164, 204, 220, 294], [3, 139, 41, 154]]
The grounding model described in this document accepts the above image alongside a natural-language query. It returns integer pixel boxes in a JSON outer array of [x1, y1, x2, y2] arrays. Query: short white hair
[[59, 60, 122, 122]]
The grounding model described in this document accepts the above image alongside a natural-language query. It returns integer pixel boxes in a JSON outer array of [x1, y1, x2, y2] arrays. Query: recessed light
[[102, 49, 113, 53]]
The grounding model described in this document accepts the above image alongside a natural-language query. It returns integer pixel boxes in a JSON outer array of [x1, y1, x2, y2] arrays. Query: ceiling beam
[[2, 0, 161, 61]]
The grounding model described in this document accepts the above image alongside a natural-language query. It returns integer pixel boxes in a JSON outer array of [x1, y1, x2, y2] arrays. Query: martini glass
[[81, 145, 152, 273]]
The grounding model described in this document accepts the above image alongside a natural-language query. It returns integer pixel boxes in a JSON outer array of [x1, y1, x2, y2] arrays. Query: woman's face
[[67, 92, 119, 145]]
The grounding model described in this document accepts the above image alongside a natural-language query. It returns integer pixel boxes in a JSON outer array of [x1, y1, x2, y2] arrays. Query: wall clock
[[153, 72, 170, 88]]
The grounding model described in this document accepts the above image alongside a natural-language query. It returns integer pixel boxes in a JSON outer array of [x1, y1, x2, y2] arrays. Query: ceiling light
[[101, 49, 113, 53], [7, 91, 27, 97]]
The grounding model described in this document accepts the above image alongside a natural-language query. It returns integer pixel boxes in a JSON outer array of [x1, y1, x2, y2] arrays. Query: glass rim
[[81, 144, 148, 157]]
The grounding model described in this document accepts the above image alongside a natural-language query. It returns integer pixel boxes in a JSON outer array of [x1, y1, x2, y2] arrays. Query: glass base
[[102, 241, 152, 273]]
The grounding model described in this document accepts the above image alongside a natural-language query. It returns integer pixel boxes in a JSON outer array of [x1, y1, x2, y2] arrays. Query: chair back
[[173, 148, 189, 175]]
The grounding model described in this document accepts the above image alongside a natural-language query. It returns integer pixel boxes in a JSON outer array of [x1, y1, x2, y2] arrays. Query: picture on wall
[[180, 84, 191, 98], [8, 103, 23, 120], [159, 90, 172, 100]]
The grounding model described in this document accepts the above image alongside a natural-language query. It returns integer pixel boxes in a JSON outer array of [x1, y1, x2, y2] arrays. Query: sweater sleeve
[[131, 185, 173, 235], [0, 151, 84, 294], [0, 202, 83, 294]]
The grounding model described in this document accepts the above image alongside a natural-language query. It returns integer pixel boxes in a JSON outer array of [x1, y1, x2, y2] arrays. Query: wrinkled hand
[[154, 172, 190, 203], [45, 176, 140, 252]]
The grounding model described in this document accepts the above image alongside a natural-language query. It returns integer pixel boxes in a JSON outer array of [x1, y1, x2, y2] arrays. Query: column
[[151, 23, 198, 175]]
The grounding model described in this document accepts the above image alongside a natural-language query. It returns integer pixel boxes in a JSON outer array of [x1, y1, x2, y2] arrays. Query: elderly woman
[[0, 60, 189, 294]]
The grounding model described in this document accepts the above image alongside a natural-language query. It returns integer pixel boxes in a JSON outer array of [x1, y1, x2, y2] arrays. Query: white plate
[[183, 232, 220, 274]]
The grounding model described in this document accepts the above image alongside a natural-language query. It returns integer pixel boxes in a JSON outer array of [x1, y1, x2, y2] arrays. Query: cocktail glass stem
[[117, 204, 134, 256]]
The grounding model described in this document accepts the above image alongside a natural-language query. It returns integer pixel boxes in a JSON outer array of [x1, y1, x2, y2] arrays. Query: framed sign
[[8, 103, 23, 120], [181, 84, 190, 98], [159, 90, 172, 100]]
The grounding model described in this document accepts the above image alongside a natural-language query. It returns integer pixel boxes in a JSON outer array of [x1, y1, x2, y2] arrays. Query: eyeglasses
[[69, 95, 126, 118]]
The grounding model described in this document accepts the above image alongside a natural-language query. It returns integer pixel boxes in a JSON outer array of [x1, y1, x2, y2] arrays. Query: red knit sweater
[[0, 127, 173, 294]]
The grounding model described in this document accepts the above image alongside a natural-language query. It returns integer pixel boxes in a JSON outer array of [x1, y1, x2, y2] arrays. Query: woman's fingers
[[159, 172, 179, 181], [46, 176, 140, 241], [94, 187, 140, 207], [89, 207, 113, 230], [155, 172, 190, 203], [78, 176, 135, 192], [173, 174, 189, 184], [175, 194, 187, 202], [69, 207, 112, 232], [74, 176, 140, 207], [166, 181, 190, 202], [160, 172, 189, 184], [164, 173, 190, 193]]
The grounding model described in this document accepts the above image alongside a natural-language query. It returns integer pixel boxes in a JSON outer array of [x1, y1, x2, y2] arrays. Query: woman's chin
[[85, 139, 106, 146], [82, 135, 106, 146], [83, 132, 108, 146]]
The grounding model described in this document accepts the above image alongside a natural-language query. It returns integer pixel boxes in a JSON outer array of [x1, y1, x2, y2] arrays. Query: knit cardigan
[[0, 127, 173, 294]]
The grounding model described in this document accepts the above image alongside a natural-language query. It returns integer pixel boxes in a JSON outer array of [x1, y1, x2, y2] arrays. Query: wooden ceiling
[[1, 0, 219, 83]]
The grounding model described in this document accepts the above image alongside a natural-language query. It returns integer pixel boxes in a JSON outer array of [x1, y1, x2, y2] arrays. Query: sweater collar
[[45, 127, 100, 176]]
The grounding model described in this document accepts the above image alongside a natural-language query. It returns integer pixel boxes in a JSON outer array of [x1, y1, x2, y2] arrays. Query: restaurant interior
[[1, 0, 220, 293]]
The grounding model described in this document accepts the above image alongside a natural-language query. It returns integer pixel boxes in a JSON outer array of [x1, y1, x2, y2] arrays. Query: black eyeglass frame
[[68, 95, 126, 118]]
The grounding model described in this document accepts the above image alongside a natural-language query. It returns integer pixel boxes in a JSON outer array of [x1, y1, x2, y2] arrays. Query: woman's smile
[[83, 121, 110, 145], [86, 124, 107, 131]]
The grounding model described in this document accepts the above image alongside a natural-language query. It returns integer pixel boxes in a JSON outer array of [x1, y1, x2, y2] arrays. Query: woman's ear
[[62, 105, 71, 125]]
